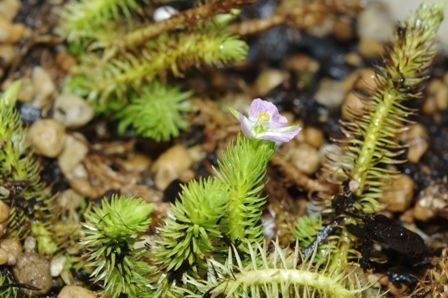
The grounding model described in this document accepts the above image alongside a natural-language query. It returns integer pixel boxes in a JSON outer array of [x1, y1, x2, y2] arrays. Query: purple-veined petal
[[248, 98, 279, 120], [239, 113, 255, 138]]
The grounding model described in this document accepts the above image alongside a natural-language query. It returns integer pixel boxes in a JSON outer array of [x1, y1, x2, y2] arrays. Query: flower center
[[257, 111, 271, 124]]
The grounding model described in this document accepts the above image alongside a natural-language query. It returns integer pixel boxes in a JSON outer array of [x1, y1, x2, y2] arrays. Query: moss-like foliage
[[293, 215, 323, 248], [81, 195, 153, 297], [152, 178, 228, 275], [323, 2, 444, 214], [216, 135, 275, 247], [0, 82, 52, 239], [180, 241, 376, 298], [73, 30, 248, 106], [116, 81, 191, 141], [59, 0, 143, 41]]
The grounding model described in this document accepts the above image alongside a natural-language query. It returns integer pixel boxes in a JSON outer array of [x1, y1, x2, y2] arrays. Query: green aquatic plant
[[216, 135, 274, 247], [180, 241, 375, 298], [323, 2, 444, 214], [81, 195, 153, 298], [73, 29, 247, 107], [0, 82, 52, 239], [116, 81, 191, 141], [59, 0, 143, 41], [293, 215, 323, 248]]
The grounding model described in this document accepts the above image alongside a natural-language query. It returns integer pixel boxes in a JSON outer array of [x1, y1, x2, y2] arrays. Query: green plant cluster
[[60, 0, 250, 141], [81, 194, 153, 298], [0, 82, 53, 240]]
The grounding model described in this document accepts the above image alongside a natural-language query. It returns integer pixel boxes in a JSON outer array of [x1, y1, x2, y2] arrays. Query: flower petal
[[270, 113, 288, 128], [239, 113, 254, 138], [257, 126, 301, 143], [248, 98, 279, 120]]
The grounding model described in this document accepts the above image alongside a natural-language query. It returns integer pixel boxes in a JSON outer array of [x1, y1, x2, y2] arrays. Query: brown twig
[[270, 155, 337, 194], [117, 0, 257, 49]]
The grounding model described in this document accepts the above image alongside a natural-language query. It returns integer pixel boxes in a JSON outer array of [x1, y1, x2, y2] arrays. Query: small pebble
[[24, 236, 36, 253], [254, 69, 287, 96], [0, 248, 8, 265], [0, 238, 22, 265], [286, 54, 320, 74], [314, 79, 345, 108], [400, 123, 429, 163], [117, 153, 151, 173], [381, 175, 415, 212], [56, 51, 77, 72], [13, 252, 52, 296], [50, 255, 66, 277], [414, 182, 448, 221], [357, 2, 394, 43], [288, 143, 320, 175], [17, 77, 34, 103], [0, 200, 10, 223], [341, 92, 366, 120], [57, 189, 82, 211], [32, 67, 56, 108], [53, 94, 94, 128], [0, 44, 16, 66], [58, 285, 97, 298], [302, 126, 324, 148], [19, 103, 41, 124], [0, 18, 25, 43], [152, 145, 193, 190], [0, 0, 20, 21], [423, 79, 448, 114], [358, 38, 385, 58], [58, 134, 88, 175], [29, 119, 66, 158], [153, 6, 178, 22]]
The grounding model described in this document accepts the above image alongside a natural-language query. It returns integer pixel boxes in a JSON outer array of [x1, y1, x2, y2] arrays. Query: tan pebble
[[32, 66, 56, 108], [0, 44, 16, 66], [342, 71, 360, 93], [0, 200, 10, 223], [56, 52, 77, 72], [345, 53, 363, 67], [118, 153, 151, 173], [286, 54, 319, 74], [302, 126, 324, 148], [315, 79, 345, 108], [50, 255, 66, 277], [13, 252, 52, 296], [24, 236, 36, 253], [0, 18, 24, 43], [17, 77, 34, 102], [381, 175, 415, 212], [288, 143, 320, 175], [54, 94, 94, 128], [358, 38, 385, 58], [414, 182, 448, 221], [152, 145, 193, 190], [58, 134, 88, 174], [341, 92, 366, 120], [400, 124, 429, 163], [29, 119, 66, 158], [333, 17, 353, 41], [0, 0, 21, 21], [57, 189, 83, 211], [254, 69, 287, 96], [58, 285, 97, 298], [355, 68, 377, 91], [427, 79, 448, 111], [1, 238, 22, 265], [0, 223, 7, 237], [357, 2, 393, 42], [0, 248, 8, 265]]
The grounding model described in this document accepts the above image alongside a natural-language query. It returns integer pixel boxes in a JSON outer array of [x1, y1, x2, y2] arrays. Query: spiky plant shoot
[[0, 81, 52, 239], [116, 82, 191, 141], [81, 195, 153, 298]]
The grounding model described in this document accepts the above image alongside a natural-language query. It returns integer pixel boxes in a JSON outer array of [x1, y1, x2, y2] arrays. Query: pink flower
[[238, 98, 301, 143]]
